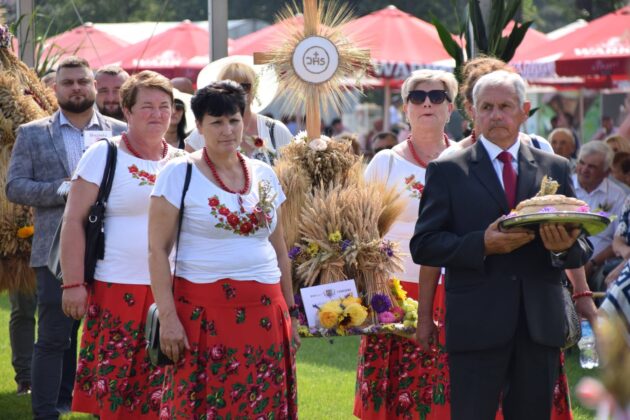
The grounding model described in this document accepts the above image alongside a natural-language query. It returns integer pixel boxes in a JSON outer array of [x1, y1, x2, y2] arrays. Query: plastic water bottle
[[578, 319, 599, 369]]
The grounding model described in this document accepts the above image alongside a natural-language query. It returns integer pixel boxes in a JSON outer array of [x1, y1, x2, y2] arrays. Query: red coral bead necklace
[[122, 132, 168, 159], [202, 147, 250, 195], [407, 133, 450, 168]]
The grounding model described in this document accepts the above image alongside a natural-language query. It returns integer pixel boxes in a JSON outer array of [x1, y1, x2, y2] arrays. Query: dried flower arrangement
[[0, 25, 57, 292]]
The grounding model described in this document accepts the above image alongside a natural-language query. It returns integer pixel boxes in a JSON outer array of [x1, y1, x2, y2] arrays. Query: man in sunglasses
[[410, 70, 592, 420]]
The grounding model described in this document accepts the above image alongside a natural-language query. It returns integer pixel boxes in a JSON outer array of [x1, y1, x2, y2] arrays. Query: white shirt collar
[[479, 135, 520, 162]]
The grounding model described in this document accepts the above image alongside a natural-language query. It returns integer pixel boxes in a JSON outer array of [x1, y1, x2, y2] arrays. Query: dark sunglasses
[[174, 103, 185, 111], [407, 90, 451, 105], [239, 83, 252, 93]]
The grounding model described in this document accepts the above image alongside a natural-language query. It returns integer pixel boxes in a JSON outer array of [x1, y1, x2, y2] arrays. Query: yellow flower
[[17, 225, 34, 239], [307, 242, 320, 257], [390, 278, 407, 301], [341, 296, 362, 307], [318, 300, 343, 329], [343, 303, 368, 327], [328, 230, 342, 243], [319, 310, 340, 329]]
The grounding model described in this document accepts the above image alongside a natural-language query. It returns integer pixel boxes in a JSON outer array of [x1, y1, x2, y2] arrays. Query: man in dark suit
[[410, 70, 592, 420], [6, 56, 126, 419]]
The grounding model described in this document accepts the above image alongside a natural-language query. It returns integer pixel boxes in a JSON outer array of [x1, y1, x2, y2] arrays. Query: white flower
[[308, 138, 328, 151], [293, 131, 308, 144]]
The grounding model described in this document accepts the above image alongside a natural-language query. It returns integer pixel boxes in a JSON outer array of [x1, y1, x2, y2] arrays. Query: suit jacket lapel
[[95, 112, 111, 131], [470, 141, 510, 213], [516, 145, 541, 204], [48, 111, 71, 176]]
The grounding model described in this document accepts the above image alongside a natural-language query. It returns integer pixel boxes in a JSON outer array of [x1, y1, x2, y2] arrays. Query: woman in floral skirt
[[149, 80, 299, 419], [354, 69, 458, 420], [60, 71, 186, 418]]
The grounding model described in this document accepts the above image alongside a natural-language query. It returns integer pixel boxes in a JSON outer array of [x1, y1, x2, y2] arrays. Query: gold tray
[[499, 212, 611, 236]]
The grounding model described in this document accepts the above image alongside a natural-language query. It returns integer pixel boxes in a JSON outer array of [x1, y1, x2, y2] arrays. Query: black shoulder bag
[[146, 161, 193, 366], [48, 138, 117, 283]]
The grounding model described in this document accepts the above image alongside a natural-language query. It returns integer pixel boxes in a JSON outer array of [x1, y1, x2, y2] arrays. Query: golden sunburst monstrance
[[254, 0, 370, 140]]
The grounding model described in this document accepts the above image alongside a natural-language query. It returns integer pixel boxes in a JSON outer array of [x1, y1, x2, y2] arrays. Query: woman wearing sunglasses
[[354, 69, 457, 420], [186, 61, 293, 166]]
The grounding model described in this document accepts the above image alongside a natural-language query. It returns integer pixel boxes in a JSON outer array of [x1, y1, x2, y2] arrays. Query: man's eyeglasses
[[407, 90, 451, 105]]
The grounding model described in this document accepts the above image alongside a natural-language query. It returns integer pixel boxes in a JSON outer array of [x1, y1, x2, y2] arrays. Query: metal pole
[[383, 80, 391, 131], [16, 0, 35, 68], [208, 0, 228, 61]]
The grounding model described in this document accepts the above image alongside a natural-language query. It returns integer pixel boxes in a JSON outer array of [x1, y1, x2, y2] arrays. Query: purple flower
[[288, 246, 301, 260], [341, 239, 352, 252], [370, 294, 392, 314], [378, 311, 397, 324], [539, 206, 557, 213], [379, 240, 394, 257]]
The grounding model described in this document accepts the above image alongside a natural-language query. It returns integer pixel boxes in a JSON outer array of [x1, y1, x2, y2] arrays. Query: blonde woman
[[354, 69, 457, 420]]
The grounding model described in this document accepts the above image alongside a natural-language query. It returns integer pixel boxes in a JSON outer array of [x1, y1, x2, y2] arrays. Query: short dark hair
[[191, 81, 246, 122], [56, 56, 91, 73]]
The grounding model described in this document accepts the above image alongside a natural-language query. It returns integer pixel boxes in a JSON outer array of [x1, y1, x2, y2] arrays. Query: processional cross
[[252, 0, 370, 141]]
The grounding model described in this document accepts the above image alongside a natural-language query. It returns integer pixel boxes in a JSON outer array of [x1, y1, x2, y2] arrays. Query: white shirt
[[365, 142, 454, 283], [59, 111, 100, 173], [151, 157, 286, 284], [73, 138, 184, 284], [479, 136, 520, 190], [573, 174, 627, 256]]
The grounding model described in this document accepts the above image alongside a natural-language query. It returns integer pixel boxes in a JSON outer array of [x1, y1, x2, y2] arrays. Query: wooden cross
[[253, 0, 323, 140]]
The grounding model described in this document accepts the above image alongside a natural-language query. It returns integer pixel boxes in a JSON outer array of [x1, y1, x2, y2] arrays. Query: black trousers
[[31, 267, 80, 420], [449, 300, 560, 420]]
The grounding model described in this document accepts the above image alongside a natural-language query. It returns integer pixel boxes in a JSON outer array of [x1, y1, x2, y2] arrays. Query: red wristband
[[572, 290, 594, 300], [60, 282, 87, 290]]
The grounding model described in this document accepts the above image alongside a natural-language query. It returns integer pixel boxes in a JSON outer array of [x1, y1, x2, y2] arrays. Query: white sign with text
[[83, 131, 112, 150], [300, 279, 358, 328]]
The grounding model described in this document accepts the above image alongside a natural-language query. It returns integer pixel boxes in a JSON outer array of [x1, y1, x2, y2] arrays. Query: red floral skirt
[[72, 280, 164, 419], [354, 279, 574, 420], [159, 278, 298, 420]]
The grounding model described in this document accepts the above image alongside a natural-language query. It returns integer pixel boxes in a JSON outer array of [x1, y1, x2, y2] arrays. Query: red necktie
[[497, 151, 517, 209]]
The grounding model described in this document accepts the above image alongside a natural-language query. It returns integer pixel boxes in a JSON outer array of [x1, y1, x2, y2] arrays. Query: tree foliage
[[20, 0, 626, 39]]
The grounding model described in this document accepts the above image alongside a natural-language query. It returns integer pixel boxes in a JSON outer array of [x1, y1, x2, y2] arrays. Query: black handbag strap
[[96, 138, 118, 205], [172, 162, 193, 289]]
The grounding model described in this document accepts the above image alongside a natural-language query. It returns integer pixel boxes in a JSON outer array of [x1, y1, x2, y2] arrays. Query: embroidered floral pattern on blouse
[[128, 165, 157, 186], [404, 175, 425, 200], [208, 195, 266, 236]]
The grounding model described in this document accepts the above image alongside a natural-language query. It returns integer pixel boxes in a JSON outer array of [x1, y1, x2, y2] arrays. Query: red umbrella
[[43, 23, 129, 68], [515, 6, 630, 78], [507, 21, 548, 61], [229, 15, 304, 56], [342, 5, 451, 80], [99, 20, 233, 80]]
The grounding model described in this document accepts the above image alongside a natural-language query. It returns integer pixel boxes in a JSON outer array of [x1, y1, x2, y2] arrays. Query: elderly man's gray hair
[[472, 70, 527, 109], [578, 140, 614, 170]]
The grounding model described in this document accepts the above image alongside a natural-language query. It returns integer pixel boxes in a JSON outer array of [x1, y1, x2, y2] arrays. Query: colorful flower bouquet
[[296, 279, 419, 338]]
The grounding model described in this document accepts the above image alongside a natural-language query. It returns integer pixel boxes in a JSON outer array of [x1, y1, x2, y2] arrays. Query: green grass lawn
[[0, 292, 597, 419]]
